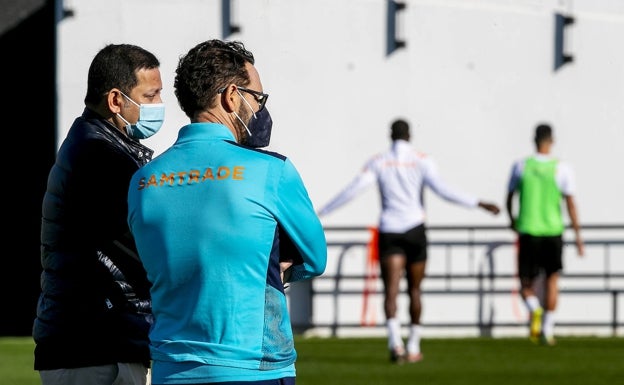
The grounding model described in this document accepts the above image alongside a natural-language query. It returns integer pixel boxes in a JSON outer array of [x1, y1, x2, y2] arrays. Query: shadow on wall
[[0, 0, 56, 336]]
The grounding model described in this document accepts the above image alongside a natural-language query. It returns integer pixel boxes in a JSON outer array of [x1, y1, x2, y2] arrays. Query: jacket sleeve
[[275, 158, 327, 282], [316, 165, 376, 217], [422, 156, 479, 208]]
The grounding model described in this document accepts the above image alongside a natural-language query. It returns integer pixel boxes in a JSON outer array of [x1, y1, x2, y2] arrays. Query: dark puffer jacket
[[34, 108, 154, 370]]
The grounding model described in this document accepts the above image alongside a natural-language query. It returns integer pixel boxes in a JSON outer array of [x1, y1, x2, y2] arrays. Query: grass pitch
[[1, 336, 622, 385], [294, 336, 623, 385]]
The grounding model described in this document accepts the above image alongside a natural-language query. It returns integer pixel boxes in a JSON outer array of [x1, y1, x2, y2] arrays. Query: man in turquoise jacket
[[127, 39, 327, 385]]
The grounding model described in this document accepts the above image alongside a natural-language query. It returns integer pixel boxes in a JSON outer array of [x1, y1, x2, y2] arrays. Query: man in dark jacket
[[34, 43, 164, 385]]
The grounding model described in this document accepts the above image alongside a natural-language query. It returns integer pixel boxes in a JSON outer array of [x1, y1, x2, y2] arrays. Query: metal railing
[[295, 224, 624, 337]]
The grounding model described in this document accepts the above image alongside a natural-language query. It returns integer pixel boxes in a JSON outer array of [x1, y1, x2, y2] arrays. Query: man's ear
[[220, 84, 238, 113], [107, 89, 124, 114]]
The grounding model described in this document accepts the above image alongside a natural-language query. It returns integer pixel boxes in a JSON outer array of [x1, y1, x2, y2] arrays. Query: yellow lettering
[[217, 166, 230, 180], [202, 168, 215, 181], [232, 166, 244, 180], [160, 173, 175, 186], [146, 175, 158, 188], [137, 177, 146, 190], [138, 166, 245, 190], [188, 170, 200, 184]]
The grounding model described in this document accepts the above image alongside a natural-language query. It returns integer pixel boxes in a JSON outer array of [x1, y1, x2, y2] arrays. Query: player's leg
[[541, 235, 563, 345], [541, 271, 559, 345], [518, 234, 543, 342], [404, 224, 427, 362], [406, 260, 425, 325], [405, 260, 425, 362], [380, 252, 406, 361]]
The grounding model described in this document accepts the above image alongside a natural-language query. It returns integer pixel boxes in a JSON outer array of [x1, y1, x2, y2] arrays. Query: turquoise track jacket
[[127, 123, 327, 384]]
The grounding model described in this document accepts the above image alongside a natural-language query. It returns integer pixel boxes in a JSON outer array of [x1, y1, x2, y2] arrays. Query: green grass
[[0, 337, 39, 385], [2, 336, 623, 385], [294, 336, 624, 385]]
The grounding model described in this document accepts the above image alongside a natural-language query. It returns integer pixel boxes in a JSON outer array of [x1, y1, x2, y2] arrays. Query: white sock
[[406, 324, 422, 355], [542, 311, 555, 337], [386, 318, 404, 349], [525, 295, 542, 312]]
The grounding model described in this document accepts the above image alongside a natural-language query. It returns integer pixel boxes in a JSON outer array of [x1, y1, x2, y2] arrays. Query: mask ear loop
[[119, 91, 140, 107], [232, 110, 253, 137], [234, 89, 256, 137], [237, 90, 257, 119], [117, 113, 131, 126], [115, 90, 135, 134]]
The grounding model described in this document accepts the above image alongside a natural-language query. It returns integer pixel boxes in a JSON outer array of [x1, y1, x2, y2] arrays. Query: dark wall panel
[[0, 0, 56, 336]]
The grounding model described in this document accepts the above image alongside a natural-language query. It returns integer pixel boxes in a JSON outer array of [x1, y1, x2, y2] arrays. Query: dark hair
[[84, 44, 160, 105], [174, 39, 255, 119], [390, 119, 410, 141], [534, 123, 553, 146]]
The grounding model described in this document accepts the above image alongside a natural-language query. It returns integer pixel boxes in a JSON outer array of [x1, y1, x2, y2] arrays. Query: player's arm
[[505, 161, 522, 232], [316, 164, 376, 217], [505, 191, 516, 231], [422, 157, 481, 208], [565, 195, 584, 256], [559, 162, 584, 256]]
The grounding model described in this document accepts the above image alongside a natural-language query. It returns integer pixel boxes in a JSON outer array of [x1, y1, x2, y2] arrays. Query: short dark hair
[[390, 119, 410, 141], [174, 39, 255, 119], [534, 123, 553, 146], [84, 44, 160, 105]]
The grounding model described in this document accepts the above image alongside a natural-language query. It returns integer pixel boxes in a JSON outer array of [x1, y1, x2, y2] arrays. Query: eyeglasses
[[218, 85, 269, 112], [237, 86, 269, 112]]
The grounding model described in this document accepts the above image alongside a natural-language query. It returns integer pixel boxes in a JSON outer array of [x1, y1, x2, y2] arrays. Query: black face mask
[[243, 107, 273, 148]]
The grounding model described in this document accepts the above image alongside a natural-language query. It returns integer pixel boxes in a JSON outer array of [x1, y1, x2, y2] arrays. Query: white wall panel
[[58, 0, 624, 336]]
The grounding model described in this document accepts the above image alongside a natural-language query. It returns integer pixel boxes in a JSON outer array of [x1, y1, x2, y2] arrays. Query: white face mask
[[117, 92, 165, 139]]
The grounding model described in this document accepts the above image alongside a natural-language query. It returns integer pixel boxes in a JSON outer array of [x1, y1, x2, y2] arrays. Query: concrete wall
[[0, 0, 56, 336], [56, 0, 624, 337], [57, 0, 624, 228]]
